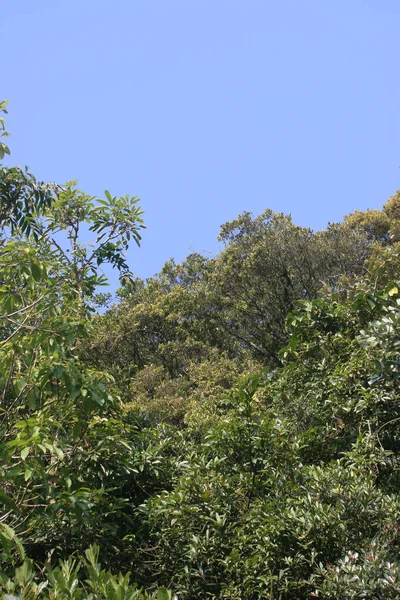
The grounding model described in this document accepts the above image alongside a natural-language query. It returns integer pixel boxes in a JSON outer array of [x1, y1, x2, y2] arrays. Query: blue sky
[[2, 0, 400, 283]]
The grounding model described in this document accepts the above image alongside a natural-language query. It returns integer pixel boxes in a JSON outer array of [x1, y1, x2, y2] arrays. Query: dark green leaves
[[0, 490, 16, 510]]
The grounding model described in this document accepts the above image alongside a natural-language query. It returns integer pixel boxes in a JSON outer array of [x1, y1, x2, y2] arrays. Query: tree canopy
[[2, 101, 400, 599]]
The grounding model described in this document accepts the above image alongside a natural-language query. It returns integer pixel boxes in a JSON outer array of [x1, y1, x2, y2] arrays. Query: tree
[[0, 101, 147, 569], [137, 246, 400, 599], [87, 208, 371, 429], [212, 209, 369, 363], [343, 192, 400, 243], [85, 255, 256, 425]]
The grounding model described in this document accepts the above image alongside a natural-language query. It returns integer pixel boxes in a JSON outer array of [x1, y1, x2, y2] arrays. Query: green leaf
[[0, 523, 16, 540], [16, 378, 27, 392], [157, 588, 171, 600], [0, 490, 17, 510], [20, 447, 30, 461], [30, 261, 41, 281], [53, 445, 64, 460]]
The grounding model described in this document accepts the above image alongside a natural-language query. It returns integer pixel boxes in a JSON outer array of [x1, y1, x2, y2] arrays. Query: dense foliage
[[1, 101, 400, 598]]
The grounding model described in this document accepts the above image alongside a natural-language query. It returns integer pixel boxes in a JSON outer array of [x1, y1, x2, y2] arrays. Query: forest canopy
[[1, 101, 400, 599]]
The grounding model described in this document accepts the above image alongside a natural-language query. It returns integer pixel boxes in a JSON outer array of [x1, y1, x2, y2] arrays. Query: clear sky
[[2, 0, 400, 283]]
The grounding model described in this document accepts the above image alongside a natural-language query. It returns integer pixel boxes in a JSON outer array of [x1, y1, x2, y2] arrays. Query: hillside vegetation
[[1, 101, 400, 599]]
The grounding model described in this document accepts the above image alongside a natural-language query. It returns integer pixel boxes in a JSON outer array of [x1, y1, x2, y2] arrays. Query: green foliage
[[343, 208, 392, 243], [85, 257, 257, 425], [86, 208, 370, 429], [0, 166, 55, 237], [0, 102, 148, 577], [213, 209, 369, 363], [0, 545, 176, 599], [3, 100, 400, 599], [40, 183, 145, 294], [131, 265, 400, 597], [0, 100, 10, 159]]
